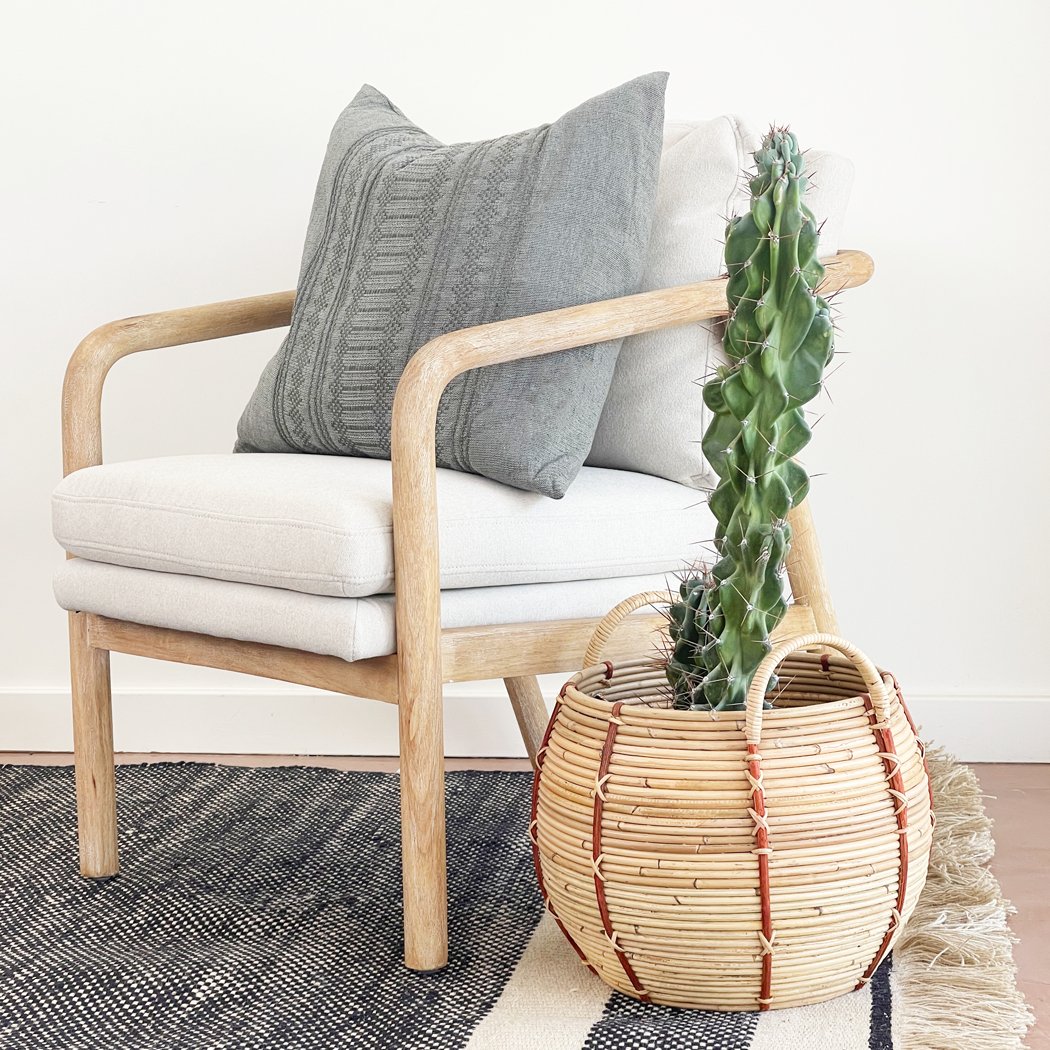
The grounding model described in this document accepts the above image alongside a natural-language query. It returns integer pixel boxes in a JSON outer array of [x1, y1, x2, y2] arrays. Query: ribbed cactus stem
[[667, 128, 834, 711]]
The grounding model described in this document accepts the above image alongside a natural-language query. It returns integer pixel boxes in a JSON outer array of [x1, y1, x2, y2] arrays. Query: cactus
[[667, 128, 834, 711], [665, 571, 713, 695]]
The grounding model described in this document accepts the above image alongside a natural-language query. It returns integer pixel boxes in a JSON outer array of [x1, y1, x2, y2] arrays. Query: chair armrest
[[390, 249, 873, 466], [62, 290, 295, 475], [389, 250, 873, 694]]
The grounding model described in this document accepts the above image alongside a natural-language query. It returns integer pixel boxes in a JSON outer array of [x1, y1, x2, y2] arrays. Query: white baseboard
[[2, 686, 1047, 763]]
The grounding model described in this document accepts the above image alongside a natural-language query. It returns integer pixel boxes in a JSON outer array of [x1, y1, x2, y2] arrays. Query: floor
[[4, 753, 1046, 1046]]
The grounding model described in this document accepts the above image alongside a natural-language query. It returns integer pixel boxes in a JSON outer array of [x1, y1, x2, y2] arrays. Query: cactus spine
[[667, 128, 834, 711]]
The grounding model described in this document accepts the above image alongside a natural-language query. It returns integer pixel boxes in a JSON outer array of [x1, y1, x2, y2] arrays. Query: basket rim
[[563, 651, 894, 723]]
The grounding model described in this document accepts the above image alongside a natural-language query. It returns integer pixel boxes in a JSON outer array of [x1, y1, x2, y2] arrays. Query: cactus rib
[[667, 128, 834, 711]]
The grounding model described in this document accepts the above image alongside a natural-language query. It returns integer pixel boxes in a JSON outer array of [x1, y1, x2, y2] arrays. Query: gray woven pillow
[[235, 74, 668, 498]]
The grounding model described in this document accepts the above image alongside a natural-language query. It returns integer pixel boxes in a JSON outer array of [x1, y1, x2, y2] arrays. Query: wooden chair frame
[[60, 249, 873, 971]]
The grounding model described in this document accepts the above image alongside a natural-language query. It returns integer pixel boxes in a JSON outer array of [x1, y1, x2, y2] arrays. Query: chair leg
[[504, 676, 549, 770], [68, 611, 119, 877], [397, 667, 448, 971], [785, 498, 839, 634]]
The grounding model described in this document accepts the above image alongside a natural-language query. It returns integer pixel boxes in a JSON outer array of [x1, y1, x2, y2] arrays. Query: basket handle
[[583, 590, 673, 667], [745, 633, 891, 744]]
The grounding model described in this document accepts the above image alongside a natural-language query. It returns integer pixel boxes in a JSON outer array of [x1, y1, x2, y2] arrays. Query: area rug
[[0, 751, 1030, 1049]]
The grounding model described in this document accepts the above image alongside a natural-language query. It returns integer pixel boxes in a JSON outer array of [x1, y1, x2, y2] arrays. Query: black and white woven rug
[[0, 763, 914, 1048]]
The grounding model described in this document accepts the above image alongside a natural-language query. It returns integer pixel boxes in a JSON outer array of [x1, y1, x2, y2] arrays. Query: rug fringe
[[894, 748, 1034, 1049]]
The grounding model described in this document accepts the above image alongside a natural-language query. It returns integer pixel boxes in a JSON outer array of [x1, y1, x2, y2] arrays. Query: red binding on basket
[[892, 675, 935, 821], [747, 742, 775, 1010], [591, 702, 650, 1000], [857, 692, 910, 987]]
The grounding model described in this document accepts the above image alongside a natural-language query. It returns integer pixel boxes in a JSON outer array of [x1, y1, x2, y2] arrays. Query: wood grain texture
[[440, 596, 817, 684], [581, 591, 673, 667], [60, 251, 871, 478], [87, 616, 399, 702], [58, 249, 873, 972], [388, 251, 870, 969], [395, 681, 448, 970], [68, 611, 119, 877], [503, 676, 550, 768], [581, 592, 821, 670], [77, 604, 816, 698], [785, 500, 840, 634], [440, 614, 667, 681], [62, 290, 294, 475]]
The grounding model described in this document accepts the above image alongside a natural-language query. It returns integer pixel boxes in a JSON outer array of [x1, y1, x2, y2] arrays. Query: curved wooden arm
[[388, 249, 874, 733], [62, 290, 295, 475]]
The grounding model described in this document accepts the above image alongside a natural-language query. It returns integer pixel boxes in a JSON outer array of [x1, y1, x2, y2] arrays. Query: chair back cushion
[[235, 75, 668, 499], [585, 117, 854, 487]]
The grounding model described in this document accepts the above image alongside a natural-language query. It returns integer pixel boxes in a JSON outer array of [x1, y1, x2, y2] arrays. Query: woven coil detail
[[856, 692, 911, 988], [591, 701, 650, 1001], [529, 699, 596, 974], [893, 676, 936, 823], [534, 614, 933, 1011], [746, 743, 775, 1010]]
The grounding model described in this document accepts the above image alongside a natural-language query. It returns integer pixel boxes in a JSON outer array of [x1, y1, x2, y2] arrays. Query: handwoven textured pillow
[[236, 74, 668, 498], [585, 117, 854, 488]]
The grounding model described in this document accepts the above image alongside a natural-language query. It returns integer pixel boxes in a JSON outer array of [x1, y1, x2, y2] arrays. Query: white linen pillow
[[586, 118, 854, 489]]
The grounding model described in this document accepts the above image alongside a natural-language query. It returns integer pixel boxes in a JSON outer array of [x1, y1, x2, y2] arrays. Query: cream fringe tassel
[[894, 748, 1034, 1048]]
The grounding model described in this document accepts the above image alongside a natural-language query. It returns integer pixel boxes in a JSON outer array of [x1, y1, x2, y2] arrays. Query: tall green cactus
[[667, 128, 834, 711]]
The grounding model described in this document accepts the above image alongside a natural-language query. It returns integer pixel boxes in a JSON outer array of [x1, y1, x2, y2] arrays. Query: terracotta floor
[[976, 764, 1048, 1047], [4, 753, 1046, 1045]]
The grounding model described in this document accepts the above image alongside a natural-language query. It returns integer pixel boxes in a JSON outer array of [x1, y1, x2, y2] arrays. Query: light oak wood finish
[[60, 249, 874, 971], [784, 498, 840, 634], [386, 251, 870, 966], [88, 616, 400, 702], [439, 613, 667, 681], [83, 603, 816, 699], [503, 676, 549, 768], [68, 612, 118, 877], [62, 291, 295, 476]]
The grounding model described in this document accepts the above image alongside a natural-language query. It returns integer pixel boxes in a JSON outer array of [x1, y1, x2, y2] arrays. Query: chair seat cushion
[[53, 454, 713, 598], [54, 561, 675, 663]]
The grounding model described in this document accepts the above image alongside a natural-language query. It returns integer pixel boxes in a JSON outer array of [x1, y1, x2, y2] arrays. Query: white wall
[[2, 0, 1048, 761]]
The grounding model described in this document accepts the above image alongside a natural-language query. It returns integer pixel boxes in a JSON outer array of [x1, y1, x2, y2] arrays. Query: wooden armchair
[[58, 249, 873, 971]]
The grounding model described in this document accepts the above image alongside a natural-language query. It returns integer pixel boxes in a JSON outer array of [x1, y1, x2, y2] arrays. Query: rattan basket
[[531, 592, 934, 1011]]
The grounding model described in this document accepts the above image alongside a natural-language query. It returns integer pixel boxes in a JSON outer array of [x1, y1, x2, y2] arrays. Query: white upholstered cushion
[[587, 117, 854, 488], [53, 561, 675, 663], [53, 454, 714, 598]]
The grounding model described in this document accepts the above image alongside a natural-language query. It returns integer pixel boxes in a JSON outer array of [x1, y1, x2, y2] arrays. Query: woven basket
[[531, 592, 934, 1011]]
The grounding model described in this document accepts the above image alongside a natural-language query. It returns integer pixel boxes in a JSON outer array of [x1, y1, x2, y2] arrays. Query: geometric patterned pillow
[[236, 74, 668, 498]]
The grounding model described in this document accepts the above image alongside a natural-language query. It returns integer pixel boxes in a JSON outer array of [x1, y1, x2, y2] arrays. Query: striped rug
[[465, 913, 893, 1049], [0, 757, 1028, 1048]]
